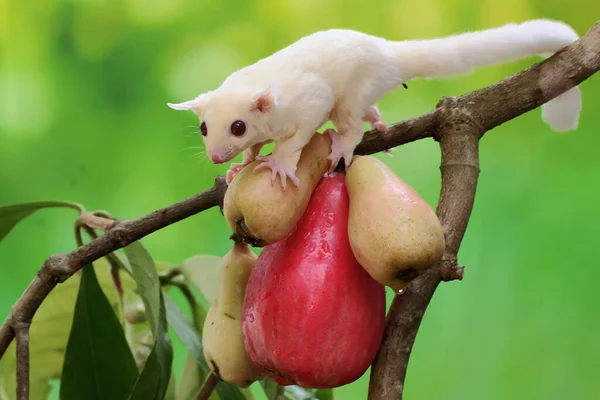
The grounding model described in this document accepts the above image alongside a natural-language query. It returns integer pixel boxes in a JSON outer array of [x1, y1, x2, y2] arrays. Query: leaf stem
[[13, 200, 87, 214]]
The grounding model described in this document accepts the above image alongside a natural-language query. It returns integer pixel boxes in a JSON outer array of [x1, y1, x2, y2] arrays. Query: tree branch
[[15, 323, 29, 400], [0, 176, 228, 360], [368, 21, 600, 399], [0, 20, 597, 400]]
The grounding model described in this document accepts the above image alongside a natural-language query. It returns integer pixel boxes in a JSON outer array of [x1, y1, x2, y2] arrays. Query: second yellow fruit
[[346, 155, 445, 292]]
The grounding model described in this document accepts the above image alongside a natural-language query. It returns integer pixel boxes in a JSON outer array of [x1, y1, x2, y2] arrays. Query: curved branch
[[368, 104, 481, 399], [368, 21, 600, 399]]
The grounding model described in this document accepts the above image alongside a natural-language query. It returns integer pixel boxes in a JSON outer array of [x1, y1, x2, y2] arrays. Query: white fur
[[169, 19, 582, 187]]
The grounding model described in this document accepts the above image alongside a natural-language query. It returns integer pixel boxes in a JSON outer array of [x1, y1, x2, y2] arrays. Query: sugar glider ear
[[251, 84, 279, 113], [167, 93, 209, 114]]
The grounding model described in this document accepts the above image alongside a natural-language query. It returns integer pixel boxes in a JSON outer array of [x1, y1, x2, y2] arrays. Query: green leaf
[[123, 242, 174, 400], [179, 255, 221, 304], [60, 265, 139, 400], [313, 390, 333, 400], [242, 387, 255, 400], [214, 380, 247, 400], [0, 202, 79, 243], [0, 258, 128, 400], [165, 370, 177, 400], [261, 380, 334, 400], [171, 291, 216, 400], [163, 294, 206, 369], [163, 292, 245, 400], [261, 380, 284, 400]]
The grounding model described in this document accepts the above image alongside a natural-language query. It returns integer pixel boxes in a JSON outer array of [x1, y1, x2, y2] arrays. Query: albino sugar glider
[[168, 19, 582, 188]]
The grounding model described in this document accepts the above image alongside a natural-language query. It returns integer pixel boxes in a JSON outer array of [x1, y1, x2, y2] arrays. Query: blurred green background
[[1, 0, 599, 399]]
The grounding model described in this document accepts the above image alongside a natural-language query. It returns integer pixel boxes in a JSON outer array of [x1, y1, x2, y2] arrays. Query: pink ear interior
[[252, 87, 274, 113]]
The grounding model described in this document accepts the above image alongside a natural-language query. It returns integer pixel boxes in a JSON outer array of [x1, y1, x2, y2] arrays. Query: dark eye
[[230, 120, 246, 137], [200, 121, 207, 136]]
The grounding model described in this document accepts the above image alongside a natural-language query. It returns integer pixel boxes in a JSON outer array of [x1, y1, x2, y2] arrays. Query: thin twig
[[170, 281, 203, 331], [159, 267, 183, 284], [196, 373, 219, 400]]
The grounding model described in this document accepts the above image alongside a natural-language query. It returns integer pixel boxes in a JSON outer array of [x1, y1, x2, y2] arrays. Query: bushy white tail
[[394, 19, 581, 131]]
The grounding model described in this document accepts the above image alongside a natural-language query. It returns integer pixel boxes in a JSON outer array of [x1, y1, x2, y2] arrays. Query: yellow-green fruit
[[202, 242, 262, 387], [223, 133, 331, 246], [346, 155, 445, 292]]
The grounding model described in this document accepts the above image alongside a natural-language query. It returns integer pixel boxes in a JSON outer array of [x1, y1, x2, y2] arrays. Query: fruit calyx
[[230, 218, 267, 247]]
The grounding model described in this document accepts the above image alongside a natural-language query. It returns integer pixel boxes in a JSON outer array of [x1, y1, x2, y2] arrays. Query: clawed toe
[[327, 134, 355, 173], [327, 152, 353, 174], [253, 156, 300, 189], [226, 163, 246, 184], [226, 169, 235, 184]]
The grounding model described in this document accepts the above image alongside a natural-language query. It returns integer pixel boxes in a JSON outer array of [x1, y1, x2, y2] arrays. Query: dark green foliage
[[60, 266, 139, 400]]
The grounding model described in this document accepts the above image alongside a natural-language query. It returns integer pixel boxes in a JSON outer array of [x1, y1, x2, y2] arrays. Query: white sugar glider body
[[169, 19, 581, 188]]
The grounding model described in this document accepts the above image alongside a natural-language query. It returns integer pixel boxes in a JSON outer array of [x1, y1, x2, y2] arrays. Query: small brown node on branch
[[41, 254, 72, 283], [110, 226, 132, 248], [440, 263, 465, 282]]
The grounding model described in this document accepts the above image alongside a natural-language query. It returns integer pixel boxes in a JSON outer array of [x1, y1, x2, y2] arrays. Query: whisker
[[180, 146, 206, 152], [194, 151, 211, 168], [180, 125, 200, 138]]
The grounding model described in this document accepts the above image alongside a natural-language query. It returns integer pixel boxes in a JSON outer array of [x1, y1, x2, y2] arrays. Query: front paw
[[373, 121, 387, 132], [253, 155, 300, 189], [327, 150, 354, 174], [326, 130, 355, 174], [226, 162, 248, 184]]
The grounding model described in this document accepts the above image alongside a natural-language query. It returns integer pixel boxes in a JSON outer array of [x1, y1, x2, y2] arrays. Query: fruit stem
[[195, 373, 219, 400]]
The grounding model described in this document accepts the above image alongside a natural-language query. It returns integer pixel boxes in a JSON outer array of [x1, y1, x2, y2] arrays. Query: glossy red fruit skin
[[242, 174, 386, 389]]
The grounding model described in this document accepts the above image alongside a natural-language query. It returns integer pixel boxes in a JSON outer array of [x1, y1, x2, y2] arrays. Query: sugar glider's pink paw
[[363, 106, 387, 132], [226, 169, 236, 185], [226, 162, 248, 184], [254, 155, 300, 189], [374, 121, 387, 132]]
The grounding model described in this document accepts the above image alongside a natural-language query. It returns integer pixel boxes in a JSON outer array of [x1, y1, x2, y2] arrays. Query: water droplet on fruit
[[324, 212, 335, 225]]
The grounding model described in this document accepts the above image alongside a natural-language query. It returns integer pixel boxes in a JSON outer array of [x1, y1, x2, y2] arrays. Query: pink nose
[[210, 152, 227, 164]]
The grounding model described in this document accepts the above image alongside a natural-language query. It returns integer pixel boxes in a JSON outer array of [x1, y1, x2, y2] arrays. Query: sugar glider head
[[168, 85, 279, 164]]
